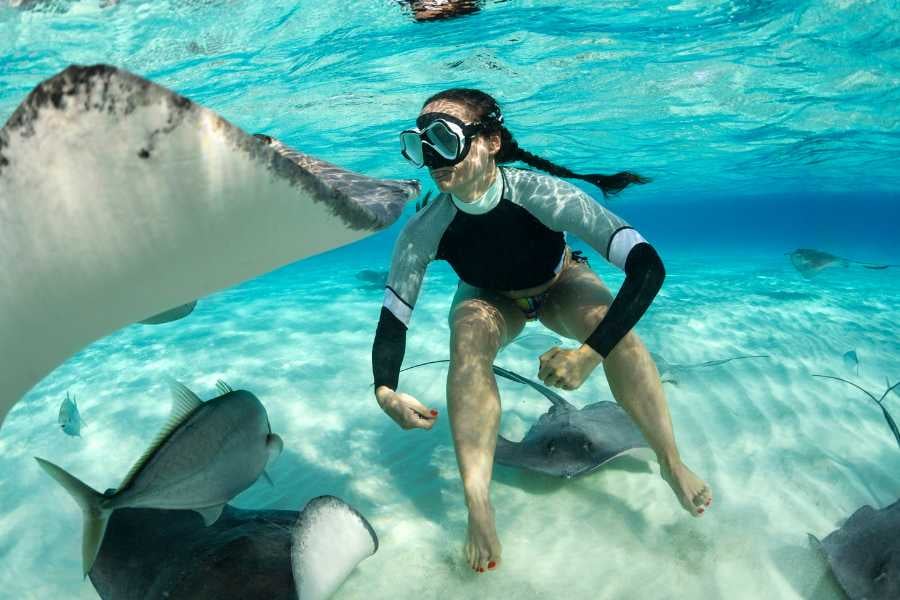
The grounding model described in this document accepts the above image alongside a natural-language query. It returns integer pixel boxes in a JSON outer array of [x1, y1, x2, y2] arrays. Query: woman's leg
[[538, 261, 713, 516], [447, 282, 526, 572]]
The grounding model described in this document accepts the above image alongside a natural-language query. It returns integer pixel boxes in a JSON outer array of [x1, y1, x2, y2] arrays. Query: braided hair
[[422, 88, 649, 198]]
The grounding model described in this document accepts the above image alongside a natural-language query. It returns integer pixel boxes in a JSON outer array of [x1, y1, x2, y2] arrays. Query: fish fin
[[195, 504, 226, 526], [215, 379, 233, 395], [118, 379, 204, 490], [267, 433, 284, 468], [262, 470, 275, 486], [34, 457, 110, 578], [168, 377, 204, 418]]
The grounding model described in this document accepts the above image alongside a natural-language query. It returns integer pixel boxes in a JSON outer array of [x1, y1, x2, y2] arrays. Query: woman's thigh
[[538, 260, 614, 342], [448, 281, 527, 354]]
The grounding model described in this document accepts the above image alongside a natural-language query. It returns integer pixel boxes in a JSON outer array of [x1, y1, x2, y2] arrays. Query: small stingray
[[650, 352, 770, 383], [843, 350, 860, 376], [812, 374, 900, 450], [787, 248, 898, 279], [58, 391, 85, 437], [355, 269, 388, 291], [809, 498, 900, 600], [400, 360, 650, 479]]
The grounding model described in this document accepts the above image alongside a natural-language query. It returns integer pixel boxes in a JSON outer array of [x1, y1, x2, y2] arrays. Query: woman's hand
[[538, 345, 603, 390], [375, 386, 439, 430]]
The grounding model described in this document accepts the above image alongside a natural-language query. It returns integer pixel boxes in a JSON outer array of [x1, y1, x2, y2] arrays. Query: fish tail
[[34, 457, 111, 578]]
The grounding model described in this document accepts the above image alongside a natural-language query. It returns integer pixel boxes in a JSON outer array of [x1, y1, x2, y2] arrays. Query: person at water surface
[[371, 89, 713, 574]]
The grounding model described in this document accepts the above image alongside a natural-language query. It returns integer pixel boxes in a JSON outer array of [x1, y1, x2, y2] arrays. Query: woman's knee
[[449, 300, 505, 357]]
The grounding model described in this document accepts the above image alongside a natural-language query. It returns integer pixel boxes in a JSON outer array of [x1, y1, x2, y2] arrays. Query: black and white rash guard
[[373, 166, 664, 391]]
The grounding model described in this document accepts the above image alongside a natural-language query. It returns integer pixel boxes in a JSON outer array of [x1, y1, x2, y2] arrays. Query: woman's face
[[420, 99, 501, 194]]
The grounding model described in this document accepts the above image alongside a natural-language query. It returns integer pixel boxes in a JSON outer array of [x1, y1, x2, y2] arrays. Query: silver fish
[[58, 391, 85, 437], [36, 379, 283, 577]]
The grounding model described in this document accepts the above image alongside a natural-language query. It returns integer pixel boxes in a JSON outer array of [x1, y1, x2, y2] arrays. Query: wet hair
[[422, 88, 649, 197]]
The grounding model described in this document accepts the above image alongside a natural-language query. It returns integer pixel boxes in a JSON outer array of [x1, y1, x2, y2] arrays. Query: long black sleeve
[[372, 307, 408, 391], [584, 243, 665, 358]]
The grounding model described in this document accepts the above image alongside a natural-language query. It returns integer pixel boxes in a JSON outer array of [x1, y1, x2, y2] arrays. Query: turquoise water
[[1, 1, 899, 598]]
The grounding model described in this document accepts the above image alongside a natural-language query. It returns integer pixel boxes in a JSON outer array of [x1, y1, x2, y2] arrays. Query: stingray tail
[[34, 457, 111, 578]]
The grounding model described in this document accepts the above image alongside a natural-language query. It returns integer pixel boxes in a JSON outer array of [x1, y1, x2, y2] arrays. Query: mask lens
[[424, 121, 461, 159], [399, 130, 425, 167]]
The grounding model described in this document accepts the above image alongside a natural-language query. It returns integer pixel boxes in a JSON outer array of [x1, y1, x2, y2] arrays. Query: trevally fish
[[36, 379, 283, 577]]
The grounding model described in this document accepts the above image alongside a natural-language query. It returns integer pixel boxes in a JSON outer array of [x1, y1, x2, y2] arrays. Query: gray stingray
[[650, 352, 770, 385], [809, 498, 900, 600], [399, 360, 651, 478], [354, 269, 389, 291], [788, 248, 898, 279], [90, 496, 378, 600], [812, 374, 899, 450], [0, 64, 418, 431], [843, 350, 860, 376], [36, 379, 283, 576], [491, 365, 650, 478], [138, 300, 198, 324]]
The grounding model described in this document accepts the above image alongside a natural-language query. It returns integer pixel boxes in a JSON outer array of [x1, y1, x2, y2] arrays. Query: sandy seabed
[[1, 247, 897, 600]]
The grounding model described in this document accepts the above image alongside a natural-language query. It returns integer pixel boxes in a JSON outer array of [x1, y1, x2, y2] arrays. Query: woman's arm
[[583, 237, 665, 357], [517, 173, 665, 358]]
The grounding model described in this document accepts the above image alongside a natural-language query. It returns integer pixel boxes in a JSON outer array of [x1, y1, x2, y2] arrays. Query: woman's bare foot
[[464, 495, 502, 573], [660, 459, 713, 517]]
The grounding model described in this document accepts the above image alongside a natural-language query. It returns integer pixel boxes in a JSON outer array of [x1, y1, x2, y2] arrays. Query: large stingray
[[90, 496, 378, 600], [399, 361, 651, 478], [787, 248, 898, 279], [809, 499, 900, 600], [0, 64, 418, 430]]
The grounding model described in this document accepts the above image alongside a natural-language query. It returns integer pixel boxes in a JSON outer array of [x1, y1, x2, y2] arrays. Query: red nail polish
[[430, 410, 437, 416], [488, 561, 496, 569], [698, 508, 705, 514], [478, 568, 484, 573]]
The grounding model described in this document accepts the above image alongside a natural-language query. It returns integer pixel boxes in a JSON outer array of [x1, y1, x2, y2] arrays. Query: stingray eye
[[546, 442, 556, 455]]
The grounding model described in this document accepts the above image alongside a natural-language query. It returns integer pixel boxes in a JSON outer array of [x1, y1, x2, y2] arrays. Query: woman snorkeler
[[371, 89, 712, 574]]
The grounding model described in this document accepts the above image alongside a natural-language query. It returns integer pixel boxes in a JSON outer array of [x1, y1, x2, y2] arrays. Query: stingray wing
[[493, 434, 522, 467], [292, 495, 378, 600], [0, 64, 419, 429], [815, 501, 900, 600], [580, 402, 651, 460]]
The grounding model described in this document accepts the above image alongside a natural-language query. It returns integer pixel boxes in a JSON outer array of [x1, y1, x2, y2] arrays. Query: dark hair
[[422, 88, 649, 198]]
